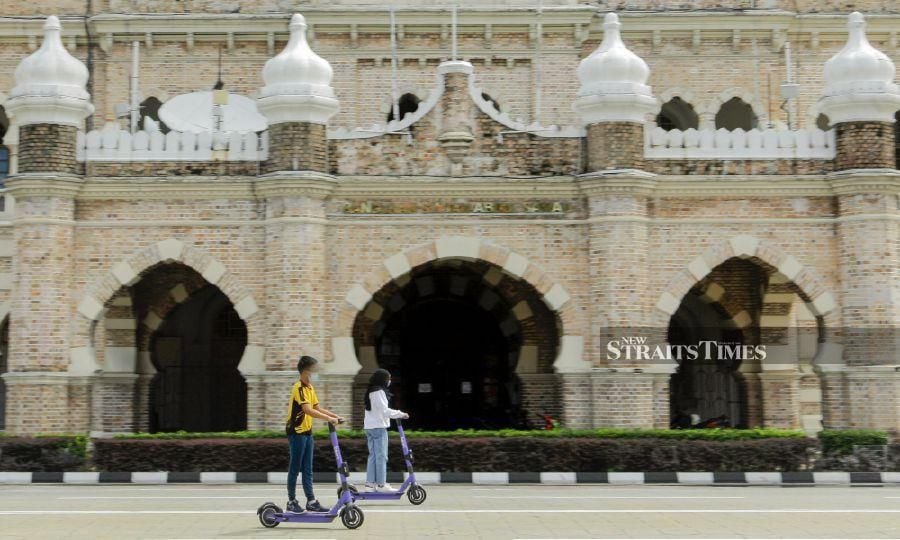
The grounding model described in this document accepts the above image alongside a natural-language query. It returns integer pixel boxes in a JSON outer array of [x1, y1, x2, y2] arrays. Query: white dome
[[573, 13, 655, 125], [12, 16, 89, 99], [819, 11, 900, 123], [262, 14, 333, 95], [577, 13, 651, 97], [6, 16, 93, 126], [258, 13, 339, 125], [823, 12, 896, 96]]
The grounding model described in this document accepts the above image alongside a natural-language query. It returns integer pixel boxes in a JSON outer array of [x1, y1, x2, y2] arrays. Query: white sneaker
[[364, 483, 376, 492], [376, 483, 394, 492]]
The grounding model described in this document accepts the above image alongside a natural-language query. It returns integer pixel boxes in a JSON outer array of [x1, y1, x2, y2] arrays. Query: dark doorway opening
[[354, 259, 561, 431], [379, 295, 514, 430], [0, 317, 7, 431], [149, 285, 247, 432]]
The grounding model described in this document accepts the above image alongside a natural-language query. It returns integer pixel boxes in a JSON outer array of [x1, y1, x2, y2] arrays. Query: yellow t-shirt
[[285, 381, 319, 434]]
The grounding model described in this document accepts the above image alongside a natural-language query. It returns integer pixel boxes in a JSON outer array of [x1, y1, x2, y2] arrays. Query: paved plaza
[[1, 483, 898, 539]]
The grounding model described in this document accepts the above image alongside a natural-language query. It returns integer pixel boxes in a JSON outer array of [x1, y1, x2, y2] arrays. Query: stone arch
[[698, 88, 766, 129], [70, 238, 264, 376], [657, 235, 839, 429], [653, 235, 837, 326], [331, 236, 586, 376], [654, 88, 700, 131]]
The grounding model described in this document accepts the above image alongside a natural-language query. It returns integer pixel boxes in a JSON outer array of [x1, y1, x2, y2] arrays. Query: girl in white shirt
[[363, 368, 408, 491]]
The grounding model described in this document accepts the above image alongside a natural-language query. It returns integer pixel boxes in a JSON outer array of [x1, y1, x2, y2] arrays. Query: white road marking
[[1, 509, 899, 514], [58, 496, 279, 499], [474, 495, 745, 499], [57, 494, 746, 500]]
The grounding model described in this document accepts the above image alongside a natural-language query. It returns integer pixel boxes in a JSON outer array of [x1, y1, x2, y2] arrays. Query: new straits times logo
[[607, 336, 767, 362]]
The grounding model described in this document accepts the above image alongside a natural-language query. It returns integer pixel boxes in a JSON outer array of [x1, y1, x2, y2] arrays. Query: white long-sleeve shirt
[[364, 389, 405, 429]]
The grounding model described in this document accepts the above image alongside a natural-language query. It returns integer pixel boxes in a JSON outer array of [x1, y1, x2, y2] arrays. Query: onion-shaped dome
[[577, 13, 651, 98], [819, 12, 899, 123], [7, 16, 93, 126], [258, 13, 339, 125], [573, 13, 655, 125]]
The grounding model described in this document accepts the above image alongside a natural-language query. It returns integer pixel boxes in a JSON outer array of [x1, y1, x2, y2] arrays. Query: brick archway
[[69, 238, 264, 376], [330, 236, 587, 375], [654, 234, 841, 429], [653, 235, 838, 326]]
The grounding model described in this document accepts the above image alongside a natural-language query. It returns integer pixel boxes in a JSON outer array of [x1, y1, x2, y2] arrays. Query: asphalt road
[[1, 483, 899, 539]]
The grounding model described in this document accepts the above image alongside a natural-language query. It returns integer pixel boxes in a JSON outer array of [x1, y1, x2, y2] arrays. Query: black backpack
[[285, 386, 307, 436]]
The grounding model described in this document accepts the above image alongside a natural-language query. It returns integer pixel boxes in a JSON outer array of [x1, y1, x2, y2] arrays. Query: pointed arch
[[331, 236, 585, 375], [697, 88, 766, 129], [69, 238, 264, 376], [652, 235, 838, 328]]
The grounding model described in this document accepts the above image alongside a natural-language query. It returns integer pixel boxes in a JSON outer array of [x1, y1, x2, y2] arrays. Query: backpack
[[285, 385, 307, 436]]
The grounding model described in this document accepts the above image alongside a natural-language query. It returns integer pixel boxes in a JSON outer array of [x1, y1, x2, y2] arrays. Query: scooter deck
[[273, 511, 338, 524], [353, 491, 404, 500]]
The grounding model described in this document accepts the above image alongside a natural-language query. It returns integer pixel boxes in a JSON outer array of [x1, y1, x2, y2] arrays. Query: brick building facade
[[0, 2, 897, 436]]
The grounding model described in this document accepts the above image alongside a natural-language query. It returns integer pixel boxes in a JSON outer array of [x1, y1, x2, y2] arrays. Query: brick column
[[3, 159, 84, 435], [0, 15, 94, 434], [255, 12, 360, 426], [261, 122, 328, 174], [817, 11, 900, 431], [585, 122, 645, 172], [833, 121, 896, 170], [759, 372, 801, 428], [258, 175, 333, 369], [559, 373, 592, 428]]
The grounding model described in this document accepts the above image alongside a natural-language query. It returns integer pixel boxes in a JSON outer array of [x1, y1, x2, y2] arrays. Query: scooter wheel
[[340, 505, 365, 529], [407, 485, 427, 505], [257, 502, 281, 528]]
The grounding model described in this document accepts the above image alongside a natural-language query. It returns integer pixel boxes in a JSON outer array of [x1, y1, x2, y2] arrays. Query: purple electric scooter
[[341, 419, 427, 505], [257, 421, 365, 530]]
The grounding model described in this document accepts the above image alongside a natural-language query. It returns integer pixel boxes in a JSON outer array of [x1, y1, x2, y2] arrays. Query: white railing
[[76, 123, 268, 162], [645, 127, 835, 160]]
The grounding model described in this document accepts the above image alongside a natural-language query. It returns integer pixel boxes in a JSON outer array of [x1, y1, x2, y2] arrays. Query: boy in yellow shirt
[[284, 355, 343, 513]]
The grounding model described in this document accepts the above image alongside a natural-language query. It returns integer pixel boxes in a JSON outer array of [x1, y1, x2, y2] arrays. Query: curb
[[0, 471, 897, 485]]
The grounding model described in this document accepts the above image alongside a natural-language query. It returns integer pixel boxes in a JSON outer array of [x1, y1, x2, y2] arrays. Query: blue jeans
[[287, 433, 314, 501], [365, 428, 388, 486]]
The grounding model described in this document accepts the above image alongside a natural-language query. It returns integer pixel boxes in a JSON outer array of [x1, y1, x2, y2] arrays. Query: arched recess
[[653, 235, 840, 431], [70, 239, 264, 433], [656, 96, 700, 131], [332, 237, 586, 428], [386, 93, 421, 123], [698, 89, 765, 130]]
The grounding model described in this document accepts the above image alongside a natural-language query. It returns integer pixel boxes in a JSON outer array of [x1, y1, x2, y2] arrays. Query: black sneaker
[[286, 499, 304, 513], [305, 499, 328, 512]]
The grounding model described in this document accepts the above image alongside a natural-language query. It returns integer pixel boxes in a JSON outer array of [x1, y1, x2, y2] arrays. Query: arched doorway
[[148, 283, 248, 433], [353, 258, 561, 430], [667, 256, 823, 430]]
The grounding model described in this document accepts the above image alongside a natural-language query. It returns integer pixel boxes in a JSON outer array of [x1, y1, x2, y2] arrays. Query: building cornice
[[333, 175, 581, 199], [4, 173, 85, 199], [254, 171, 338, 199], [62, 173, 890, 201], [77, 177, 255, 200], [827, 169, 900, 196], [1, 11, 897, 50]]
